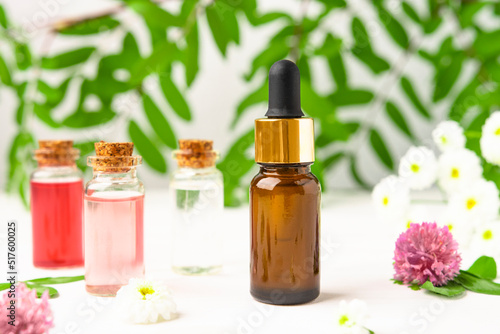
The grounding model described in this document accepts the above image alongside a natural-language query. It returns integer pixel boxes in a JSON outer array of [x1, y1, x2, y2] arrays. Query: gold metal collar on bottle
[[254, 117, 315, 164]]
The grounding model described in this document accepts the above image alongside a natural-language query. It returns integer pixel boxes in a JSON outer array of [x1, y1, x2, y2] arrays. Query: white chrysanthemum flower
[[432, 120, 466, 152], [372, 175, 410, 222], [398, 146, 438, 190], [437, 149, 483, 194], [448, 179, 500, 225], [115, 278, 177, 324], [470, 222, 500, 260], [334, 299, 370, 334], [438, 208, 475, 248], [480, 111, 500, 166]]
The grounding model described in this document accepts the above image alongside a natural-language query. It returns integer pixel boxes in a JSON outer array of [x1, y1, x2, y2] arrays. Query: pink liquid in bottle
[[31, 179, 84, 268], [84, 192, 144, 296]]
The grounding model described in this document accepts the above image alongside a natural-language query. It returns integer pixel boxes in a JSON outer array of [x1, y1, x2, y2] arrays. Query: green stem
[[464, 130, 481, 138]]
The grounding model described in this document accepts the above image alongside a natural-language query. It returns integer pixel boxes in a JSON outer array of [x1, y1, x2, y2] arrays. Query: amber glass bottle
[[250, 60, 321, 305]]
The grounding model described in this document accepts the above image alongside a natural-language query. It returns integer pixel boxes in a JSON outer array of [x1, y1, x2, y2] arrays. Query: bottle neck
[[177, 165, 217, 172], [258, 163, 312, 176], [37, 162, 77, 169], [91, 167, 138, 180]]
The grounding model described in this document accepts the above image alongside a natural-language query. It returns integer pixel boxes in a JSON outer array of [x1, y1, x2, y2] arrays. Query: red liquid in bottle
[[31, 179, 84, 268]]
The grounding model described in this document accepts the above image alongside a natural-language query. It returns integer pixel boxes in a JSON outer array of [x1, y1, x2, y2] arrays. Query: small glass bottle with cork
[[31, 140, 84, 269], [84, 141, 145, 296], [170, 139, 224, 275]]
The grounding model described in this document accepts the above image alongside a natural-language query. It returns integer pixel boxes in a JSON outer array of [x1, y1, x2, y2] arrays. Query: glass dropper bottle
[[250, 60, 321, 305]]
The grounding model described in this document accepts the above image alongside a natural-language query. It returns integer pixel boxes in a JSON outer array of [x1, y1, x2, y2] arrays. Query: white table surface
[[0, 190, 498, 334]]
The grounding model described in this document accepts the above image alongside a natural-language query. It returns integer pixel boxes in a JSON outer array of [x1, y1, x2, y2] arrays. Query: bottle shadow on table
[[310, 292, 347, 304]]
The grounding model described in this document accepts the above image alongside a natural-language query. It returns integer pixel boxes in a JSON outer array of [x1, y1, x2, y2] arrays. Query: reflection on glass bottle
[[170, 139, 224, 275], [84, 141, 145, 296], [31, 140, 83, 269]]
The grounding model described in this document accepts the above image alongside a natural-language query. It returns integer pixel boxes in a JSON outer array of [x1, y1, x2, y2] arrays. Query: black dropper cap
[[265, 59, 305, 118]]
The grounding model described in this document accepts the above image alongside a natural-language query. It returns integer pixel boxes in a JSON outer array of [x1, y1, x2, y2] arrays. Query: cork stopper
[[87, 141, 142, 172], [34, 140, 79, 167], [173, 139, 218, 168]]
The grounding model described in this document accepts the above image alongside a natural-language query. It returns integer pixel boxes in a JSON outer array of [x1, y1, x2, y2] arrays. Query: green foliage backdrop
[[1, 0, 500, 207]]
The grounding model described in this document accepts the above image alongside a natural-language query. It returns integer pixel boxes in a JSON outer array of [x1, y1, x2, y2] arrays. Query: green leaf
[[246, 12, 292, 26], [448, 77, 480, 122], [58, 17, 120, 35], [316, 33, 342, 58], [142, 94, 177, 149], [330, 89, 373, 106], [391, 279, 403, 285], [316, 0, 346, 9], [85, 33, 140, 102], [15, 43, 32, 70], [328, 54, 347, 89], [402, 2, 421, 24], [459, 3, 487, 28], [25, 275, 84, 285], [465, 109, 489, 155], [159, 75, 191, 121], [423, 17, 442, 34], [74, 141, 97, 172], [180, 0, 198, 20], [301, 80, 333, 118], [25, 283, 59, 298], [206, 2, 239, 56], [385, 101, 414, 140], [6, 131, 34, 197], [421, 280, 466, 297], [245, 37, 289, 81], [41, 47, 96, 69], [353, 48, 390, 74], [232, 79, 267, 128], [474, 30, 500, 60], [128, 120, 167, 173], [18, 174, 29, 209], [0, 55, 12, 86], [217, 129, 255, 207], [296, 56, 311, 81], [16, 100, 25, 125], [129, 39, 177, 86], [316, 33, 347, 89], [38, 78, 71, 107], [376, 6, 410, 49], [351, 17, 370, 48], [316, 121, 359, 145], [466, 256, 497, 280], [33, 104, 62, 128], [63, 107, 116, 128], [128, 0, 182, 27], [184, 21, 199, 87], [323, 152, 344, 170], [400, 76, 430, 119], [349, 156, 370, 189], [351, 18, 390, 74], [433, 54, 464, 102], [0, 283, 11, 290], [455, 270, 500, 295], [0, 5, 8, 28], [370, 129, 394, 170]]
